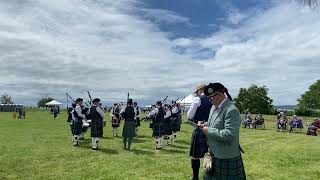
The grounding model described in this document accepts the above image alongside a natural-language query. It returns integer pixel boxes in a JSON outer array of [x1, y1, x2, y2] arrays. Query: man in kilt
[[163, 104, 173, 145], [147, 101, 165, 149], [133, 102, 141, 136], [90, 98, 105, 150], [187, 84, 212, 180], [171, 101, 181, 141], [199, 83, 246, 180], [120, 99, 136, 150], [71, 98, 86, 146], [110, 103, 121, 137]]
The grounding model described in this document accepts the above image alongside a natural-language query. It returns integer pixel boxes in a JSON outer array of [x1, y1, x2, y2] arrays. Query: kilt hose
[[190, 128, 208, 158], [152, 123, 165, 137], [203, 155, 246, 180]]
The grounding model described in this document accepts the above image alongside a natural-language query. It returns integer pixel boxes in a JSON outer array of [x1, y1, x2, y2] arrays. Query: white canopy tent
[[178, 94, 195, 109], [45, 100, 62, 106]]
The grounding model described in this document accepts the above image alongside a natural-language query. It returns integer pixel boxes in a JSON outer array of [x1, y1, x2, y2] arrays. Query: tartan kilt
[[152, 123, 165, 137], [135, 117, 141, 127], [171, 117, 180, 132], [70, 119, 83, 135], [204, 156, 246, 180], [112, 116, 120, 128], [91, 119, 103, 137], [164, 120, 173, 135], [189, 128, 208, 158], [122, 121, 135, 139]]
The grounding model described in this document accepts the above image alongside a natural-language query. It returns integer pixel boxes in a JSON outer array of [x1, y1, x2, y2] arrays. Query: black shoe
[[73, 143, 79, 147], [92, 147, 99, 150]]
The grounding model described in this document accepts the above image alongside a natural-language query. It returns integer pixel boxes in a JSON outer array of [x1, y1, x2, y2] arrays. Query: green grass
[[0, 111, 319, 180]]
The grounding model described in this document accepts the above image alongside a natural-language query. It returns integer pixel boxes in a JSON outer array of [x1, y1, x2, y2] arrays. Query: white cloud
[[139, 8, 190, 25], [1, 0, 319, 106], [199, 2, 320, 105], [0, 0, 202, 105]]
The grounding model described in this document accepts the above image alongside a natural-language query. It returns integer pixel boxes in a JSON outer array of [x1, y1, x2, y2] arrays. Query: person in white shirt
[[110, 103, 121, 137], [133, 102, 142, 135], [147, 101, 166, 149], [71, 98, 86, 146], [171, 101, 181, 140], [90, 98, 105, 150], [187, 84, 212, 180]]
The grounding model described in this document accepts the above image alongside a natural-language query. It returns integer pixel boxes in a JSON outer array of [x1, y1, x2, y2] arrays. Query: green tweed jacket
[[206, 98, 241, 159]]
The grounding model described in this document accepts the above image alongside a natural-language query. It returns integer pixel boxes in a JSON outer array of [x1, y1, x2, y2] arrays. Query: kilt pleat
[[71, 120, 83, 135], [152, 123, 165, 137], [171, 117, 180, 132], [91, 119, 103, 137], [189, 128, 208, 158], [204, 156, 246, 180], [122, 121, 136, 139]]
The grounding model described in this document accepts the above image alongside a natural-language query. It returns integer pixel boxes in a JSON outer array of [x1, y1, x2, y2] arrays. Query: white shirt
[[75, 105, 86, 119], [134, 106, 141, 118], [172, 106, 179, 114], [187, 93, 204, 120], [148, 107, 159, 117], [90, 105, 104, 117], [164, 110, 172, 119]]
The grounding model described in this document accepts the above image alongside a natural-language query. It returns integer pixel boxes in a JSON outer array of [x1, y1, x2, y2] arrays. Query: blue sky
[[0, 0, 319, 106]]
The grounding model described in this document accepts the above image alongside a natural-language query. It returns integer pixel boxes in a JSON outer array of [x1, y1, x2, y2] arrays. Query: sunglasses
[[208, 93, 221, 99]]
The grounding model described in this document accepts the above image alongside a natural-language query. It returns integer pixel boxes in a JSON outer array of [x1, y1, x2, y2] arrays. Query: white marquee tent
[[45, 100, 63, 106], [178, 94, 195, 109]]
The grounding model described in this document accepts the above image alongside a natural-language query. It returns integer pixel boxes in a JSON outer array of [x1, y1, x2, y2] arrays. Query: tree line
[[1, 80, 320, 116]]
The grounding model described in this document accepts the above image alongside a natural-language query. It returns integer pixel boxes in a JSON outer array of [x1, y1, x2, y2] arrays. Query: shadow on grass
[[135, 135, 152, 139], [169, 144, 188, 149], [133, 139, 147, 143], [101, 136, 114, 139], [100, 148, 119, 154], [130, 149, 155, 156], [79, 145, 119, 154], [175, 139, 190, 145], [161, 148, 186, 154]]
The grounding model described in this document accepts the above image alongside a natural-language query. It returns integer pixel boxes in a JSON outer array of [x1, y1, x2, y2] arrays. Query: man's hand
[[201, 126, 208, 135], [197, 121, 207, 128]]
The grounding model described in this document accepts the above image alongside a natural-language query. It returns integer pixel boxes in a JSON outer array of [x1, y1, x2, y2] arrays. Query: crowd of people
[[12, 106, 26, 119], [66, 82, 247, 180], [67, 97, 183, 151], [242, 108, 320, 136]]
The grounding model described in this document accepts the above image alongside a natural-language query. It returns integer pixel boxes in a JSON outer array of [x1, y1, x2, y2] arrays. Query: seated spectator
[[253, 114, 264, 129]]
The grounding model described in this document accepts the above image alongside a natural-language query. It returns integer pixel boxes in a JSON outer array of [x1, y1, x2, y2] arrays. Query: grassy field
[[0, 110, 320, 180]]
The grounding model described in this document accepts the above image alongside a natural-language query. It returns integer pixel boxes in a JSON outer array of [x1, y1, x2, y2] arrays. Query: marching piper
[[110, 103, 121, 137], [163, 104, 173, 145], [120, 99, 136, 150], [171, 101, 181, 141], [71, 98, 86, 146], [133, 102, 141, 135], [90, 98, 105, 150], [147, 101, 165, 149]]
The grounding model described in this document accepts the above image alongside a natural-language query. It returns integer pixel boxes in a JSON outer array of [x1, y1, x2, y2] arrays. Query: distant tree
[[0, 94, 14, 104], [37, 97, 54, 107], [234, 85, 273, 114], [297, 80, 320, 110]]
